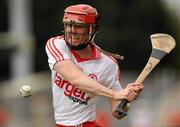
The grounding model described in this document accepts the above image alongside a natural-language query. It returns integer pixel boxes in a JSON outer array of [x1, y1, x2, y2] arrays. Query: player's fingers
[[130, 88, 138, 98], [129, 86, 141, 93], [131, 87, 141, 96], [133, 84, 144, 92], [125, 87, 140, 101], [128, 83, 144, 88], [139, 84, 144, 89], [127, 84, 144, 94], [122, 88, 133, 101]]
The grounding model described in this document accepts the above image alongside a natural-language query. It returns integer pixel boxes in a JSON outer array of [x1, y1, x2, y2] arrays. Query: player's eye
[[74, 24, 87, 29], [65, 23, 72, 27]]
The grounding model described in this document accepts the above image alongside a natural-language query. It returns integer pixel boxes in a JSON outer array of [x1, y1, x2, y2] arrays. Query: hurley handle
[[115, 99, 128, 116], [114, 76, 143, 117]]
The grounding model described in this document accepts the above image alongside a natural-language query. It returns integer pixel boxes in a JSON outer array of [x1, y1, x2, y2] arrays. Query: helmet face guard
[[62, 4, 98, 50]]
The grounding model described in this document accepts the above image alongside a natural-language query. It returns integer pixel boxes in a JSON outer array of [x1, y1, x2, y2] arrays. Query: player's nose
[[71, 25, 77, 33]]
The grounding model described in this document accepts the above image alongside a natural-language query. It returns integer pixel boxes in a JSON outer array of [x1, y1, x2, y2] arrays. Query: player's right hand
[[113, 83, 144, 102]]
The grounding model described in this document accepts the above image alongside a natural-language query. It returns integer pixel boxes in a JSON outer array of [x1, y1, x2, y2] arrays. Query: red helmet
[[63, 4, 98, 24], [62, 4, 99, 50]]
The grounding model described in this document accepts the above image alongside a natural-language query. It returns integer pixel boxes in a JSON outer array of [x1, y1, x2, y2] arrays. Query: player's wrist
[[112, 91, 118, 100]]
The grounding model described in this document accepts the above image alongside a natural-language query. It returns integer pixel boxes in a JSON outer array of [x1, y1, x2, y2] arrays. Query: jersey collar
[[70, 44, 101, 62]]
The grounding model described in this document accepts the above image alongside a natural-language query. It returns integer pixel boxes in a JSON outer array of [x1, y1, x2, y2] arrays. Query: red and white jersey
[[45, 36, 122, 126]]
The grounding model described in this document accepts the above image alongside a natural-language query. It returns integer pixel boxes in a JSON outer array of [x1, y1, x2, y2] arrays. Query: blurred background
[[0, 0, 180, 127]]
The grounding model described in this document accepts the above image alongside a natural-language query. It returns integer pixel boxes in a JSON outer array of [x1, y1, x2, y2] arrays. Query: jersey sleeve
[[104, 59, 123, 91], [45, 37, 71, 70]]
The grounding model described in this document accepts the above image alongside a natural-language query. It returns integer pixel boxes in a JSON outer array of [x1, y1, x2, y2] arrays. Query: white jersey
[[45, 36, 122, 126]]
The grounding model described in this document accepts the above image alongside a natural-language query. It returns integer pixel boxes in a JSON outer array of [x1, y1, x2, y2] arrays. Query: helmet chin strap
[[65, 40, 90, 51]]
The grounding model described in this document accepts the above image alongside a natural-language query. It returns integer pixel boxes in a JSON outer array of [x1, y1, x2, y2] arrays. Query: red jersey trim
[[52, 38, 64, 60], [46, 39, 60, 61], [56, 121, 98, 127], [70, 44, 101, 63], [46, 36, 65, 62]]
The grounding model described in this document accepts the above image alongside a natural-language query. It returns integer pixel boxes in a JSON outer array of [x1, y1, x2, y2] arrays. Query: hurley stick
[[115, 33, 176, 116]]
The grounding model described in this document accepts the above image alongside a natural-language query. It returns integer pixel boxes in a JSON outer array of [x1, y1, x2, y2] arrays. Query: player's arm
[[54, 59, 116, 98], [54, 59, 141, 100]]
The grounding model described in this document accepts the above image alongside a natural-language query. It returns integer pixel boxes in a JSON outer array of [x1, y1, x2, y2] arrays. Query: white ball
[[20, 85, 32, 97]]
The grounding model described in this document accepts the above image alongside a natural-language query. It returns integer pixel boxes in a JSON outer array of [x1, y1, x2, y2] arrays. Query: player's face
[[64, 23, 90, 46]]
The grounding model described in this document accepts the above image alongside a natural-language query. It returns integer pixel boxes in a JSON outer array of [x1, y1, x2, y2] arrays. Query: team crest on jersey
[[88, 74, 97, 81]]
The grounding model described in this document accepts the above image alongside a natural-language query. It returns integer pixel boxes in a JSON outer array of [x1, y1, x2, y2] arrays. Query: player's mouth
[[67, 37, 81, 46]]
